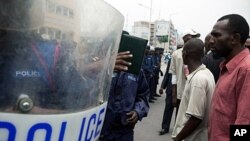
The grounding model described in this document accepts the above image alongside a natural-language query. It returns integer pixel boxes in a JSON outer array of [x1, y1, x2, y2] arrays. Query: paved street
[[134, 62, 176, 141]]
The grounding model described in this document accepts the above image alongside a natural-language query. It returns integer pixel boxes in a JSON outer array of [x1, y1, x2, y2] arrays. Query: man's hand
[[126, 110, 138, 125], [159, 88, 164, 95], [114, 51, 133, 72]]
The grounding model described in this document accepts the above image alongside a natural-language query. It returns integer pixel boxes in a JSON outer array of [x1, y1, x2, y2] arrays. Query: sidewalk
[[134, 61, 176, 141]]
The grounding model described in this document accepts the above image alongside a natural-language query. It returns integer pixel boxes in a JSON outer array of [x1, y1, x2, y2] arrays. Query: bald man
[[172, 38, 215, 141]]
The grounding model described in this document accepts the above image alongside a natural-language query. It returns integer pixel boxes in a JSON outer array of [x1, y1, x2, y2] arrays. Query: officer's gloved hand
[[114, 51, 132, 72], [126, 110, 138, 126]]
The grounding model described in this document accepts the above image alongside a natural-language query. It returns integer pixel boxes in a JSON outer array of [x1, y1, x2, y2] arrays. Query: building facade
[[34, 0, 80, 42], [132, 20, 178, 52]]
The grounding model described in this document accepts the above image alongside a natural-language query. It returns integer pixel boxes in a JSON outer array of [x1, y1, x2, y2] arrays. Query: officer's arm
[[134, 70, 150, 120]]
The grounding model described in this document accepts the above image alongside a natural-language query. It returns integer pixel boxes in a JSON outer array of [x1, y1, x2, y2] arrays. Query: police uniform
[[153, 53, 161, 95], [0, 33, 87, 110], [142, 54, 155, 101], [100, 70, 150, 141]]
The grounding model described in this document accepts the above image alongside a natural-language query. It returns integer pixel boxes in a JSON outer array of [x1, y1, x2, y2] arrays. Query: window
[[56, 6, 62, 15], [69, 9, 74, 18], [63, 7, 68, 17], [47, 1, 56, 13]]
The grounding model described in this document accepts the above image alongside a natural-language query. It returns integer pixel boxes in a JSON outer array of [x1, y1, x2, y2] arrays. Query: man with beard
[[208, 14, 250, 141], [202, 34, 224, 83]]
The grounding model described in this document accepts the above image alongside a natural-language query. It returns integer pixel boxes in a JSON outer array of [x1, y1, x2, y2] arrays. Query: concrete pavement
[[134, 90, 176, 141], [134, 61, 176, 141]]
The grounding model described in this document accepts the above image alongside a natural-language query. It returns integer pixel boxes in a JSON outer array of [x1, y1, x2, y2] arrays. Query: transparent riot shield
[[0, 0, 124, 140]]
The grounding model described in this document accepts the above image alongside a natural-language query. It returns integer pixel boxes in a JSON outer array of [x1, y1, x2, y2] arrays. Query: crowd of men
[[101, 14, 250, 141], [0, 2, 249, 140]]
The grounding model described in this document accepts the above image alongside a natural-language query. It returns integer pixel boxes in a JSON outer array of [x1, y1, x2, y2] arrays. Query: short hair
[[184, 38, 204, 61], [205, 33, 212, 41], [218, 14, 249, 44]]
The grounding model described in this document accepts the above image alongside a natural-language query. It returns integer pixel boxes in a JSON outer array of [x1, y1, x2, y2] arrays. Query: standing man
[[100, 33, 150, 141], [158, 53, 173, 135], [172, 38, 215, 141], [202, 33, 224, 83], [153, 48, 163, 97], [158, 43, 183, 135], [169, 29, 200, 116], [142, 49, 156, 103], [209, 14, 250, 141]]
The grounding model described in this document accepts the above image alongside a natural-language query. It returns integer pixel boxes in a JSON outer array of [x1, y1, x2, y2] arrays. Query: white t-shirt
[[172, 64, 215, 141], [169, 48, 186, 100]]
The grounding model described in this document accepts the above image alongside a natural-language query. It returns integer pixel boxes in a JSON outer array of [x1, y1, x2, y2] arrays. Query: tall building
[[132, 21, 155, 45], [132, 19, 178, 52], [132, 21, 150, 41]]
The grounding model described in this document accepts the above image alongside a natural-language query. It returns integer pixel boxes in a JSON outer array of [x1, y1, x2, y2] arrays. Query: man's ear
[[231, 33, 241, 45]]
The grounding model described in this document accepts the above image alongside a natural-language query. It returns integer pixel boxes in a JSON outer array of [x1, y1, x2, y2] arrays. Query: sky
[[104, 0, 250, 40]]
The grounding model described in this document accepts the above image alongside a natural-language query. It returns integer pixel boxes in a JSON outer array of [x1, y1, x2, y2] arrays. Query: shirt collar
[[186, 64, 206, 82], [220, 48, 250, 73]]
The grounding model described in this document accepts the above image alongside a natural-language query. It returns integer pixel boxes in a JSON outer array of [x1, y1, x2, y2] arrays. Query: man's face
[[245, 38, 250, 49], [209, 19, 233, 57]]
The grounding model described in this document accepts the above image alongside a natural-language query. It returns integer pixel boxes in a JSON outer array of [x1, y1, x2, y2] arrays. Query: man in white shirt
[[172, 38, 215, 141], [169, 29, 200, 116]]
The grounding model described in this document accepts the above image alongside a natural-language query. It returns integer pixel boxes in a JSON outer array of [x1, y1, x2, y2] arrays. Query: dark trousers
[[161, 78, 173, 130], [100, 110, 134, 141], [154, 74, 160, 95], [146, 75, 155, 99], [99, 129, 134, 141], [150, 76, 156, 98]]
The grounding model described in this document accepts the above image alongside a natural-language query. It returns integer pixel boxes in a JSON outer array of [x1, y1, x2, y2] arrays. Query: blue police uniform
[[142, 54, 155, 100], [100, 70, 150, 141], [153, 54, 161, 95], [0, 33, 87, 110]]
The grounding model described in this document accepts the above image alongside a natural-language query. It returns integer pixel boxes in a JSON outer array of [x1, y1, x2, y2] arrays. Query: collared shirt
[[172, 65, 215, 141], [209, 48, 250, 141], [169, 48, 186, 99]]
